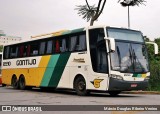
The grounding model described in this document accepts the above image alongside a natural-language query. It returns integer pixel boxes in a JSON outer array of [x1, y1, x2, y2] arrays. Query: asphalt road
[[0, 86, 160, 114]]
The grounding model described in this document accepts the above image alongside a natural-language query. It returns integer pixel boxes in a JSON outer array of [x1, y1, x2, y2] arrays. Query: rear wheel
[[2, 84, 6, 87], [108, 91, 121, 96], [11, 76, 19, 89], [19, 76, 26, 90], [74, 76, 89, 96]]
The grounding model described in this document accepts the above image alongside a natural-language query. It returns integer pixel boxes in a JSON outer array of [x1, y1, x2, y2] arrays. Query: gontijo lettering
[[16, 59, 36, 66]]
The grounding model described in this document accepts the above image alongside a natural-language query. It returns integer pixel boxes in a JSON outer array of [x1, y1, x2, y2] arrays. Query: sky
[[0, 0, 160, 41]]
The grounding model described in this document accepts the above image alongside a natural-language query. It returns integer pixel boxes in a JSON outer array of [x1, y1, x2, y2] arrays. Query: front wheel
[[108, 91, 121, 96], [74, 76, 89, 96]]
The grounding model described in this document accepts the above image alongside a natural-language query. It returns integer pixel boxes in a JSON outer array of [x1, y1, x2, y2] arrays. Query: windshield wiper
[[132, 49, 144, 72], [116, 46, 121, 69]]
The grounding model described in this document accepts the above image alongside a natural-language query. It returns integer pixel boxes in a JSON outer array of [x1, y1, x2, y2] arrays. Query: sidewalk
[[122, 91, 160, 94]]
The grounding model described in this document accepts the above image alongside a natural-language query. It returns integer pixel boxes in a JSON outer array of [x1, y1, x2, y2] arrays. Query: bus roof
[[3, 25, 141, 46], [3, 27, 86, 46]]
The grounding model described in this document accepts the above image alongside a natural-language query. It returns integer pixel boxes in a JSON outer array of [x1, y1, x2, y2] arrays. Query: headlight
[[110, 74, 123, 80], [145, 76, 150, 80]]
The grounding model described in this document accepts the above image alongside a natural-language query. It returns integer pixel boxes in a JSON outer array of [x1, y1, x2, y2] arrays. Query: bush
[[148, 61, 160, 91], [146, 38, 160, 91]]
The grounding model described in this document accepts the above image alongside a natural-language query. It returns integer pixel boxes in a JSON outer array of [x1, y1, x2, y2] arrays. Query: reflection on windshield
[[111, 42, 149, 73]]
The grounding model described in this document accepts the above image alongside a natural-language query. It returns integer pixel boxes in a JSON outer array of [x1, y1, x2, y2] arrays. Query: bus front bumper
[[108, 78, 149, 91]]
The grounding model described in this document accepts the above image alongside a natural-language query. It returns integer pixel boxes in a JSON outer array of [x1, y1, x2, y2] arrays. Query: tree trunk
[[90, 18, 95, 26]]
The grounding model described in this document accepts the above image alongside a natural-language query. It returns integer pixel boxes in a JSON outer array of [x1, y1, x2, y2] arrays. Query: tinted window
[[39, 41, 46, 55], [30, 42, 39, 56], [10, 45, 18, 58], [69, 33, 86, 52], [89, 28, 108, 73], [4, 46, 10, 59], [46, 40, 53, 54]]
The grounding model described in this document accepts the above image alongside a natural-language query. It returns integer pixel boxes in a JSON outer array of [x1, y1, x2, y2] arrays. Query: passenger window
[[10, 46, 18, 58], [78, 34, 86, 51], [39, 42, 46, 55], [69, 34, 86, 52], [69, 36, 78, 51], [19, 45, 24, 57], [4, 46, 10, 59], [23, 45, 30, 57], [60, 38, 68, 52], [30, 42, 39, 56], [55, 40, 60, 53], [46, 40, 53, 54]]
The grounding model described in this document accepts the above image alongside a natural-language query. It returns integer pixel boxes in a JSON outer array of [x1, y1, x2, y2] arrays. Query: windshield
[[107, 28, 149, 73], [108, 28, 144, 42], [110, 42, 149, 73]]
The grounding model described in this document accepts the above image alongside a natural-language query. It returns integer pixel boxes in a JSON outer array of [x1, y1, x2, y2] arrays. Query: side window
[[53, 36, 69, 53], [30, 42, 39, 56], [69, 33, 87, 52], [23, 45, 30, 57], [60, 38, 68, 52], [69, 36, 78, 51], [78, 34, 86, 51], [39, 41, 46, 55], [55, 39, 60, 53], [19, 45, 24, 57], [46, 40, 53, 54], [10, 45, 18, 58], [4, 46, 10, 59]]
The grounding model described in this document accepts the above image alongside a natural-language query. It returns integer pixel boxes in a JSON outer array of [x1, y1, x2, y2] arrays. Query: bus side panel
[[56, 66, 70, 88], [63, 53, 89, 89], [29, 55, 51, 87], [2, 56, 51, 87], [2, 69, 28, 85], [40, 53, 71, 88]]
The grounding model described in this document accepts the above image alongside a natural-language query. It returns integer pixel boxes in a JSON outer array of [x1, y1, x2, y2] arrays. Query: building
[[0, 30, 22, 45]]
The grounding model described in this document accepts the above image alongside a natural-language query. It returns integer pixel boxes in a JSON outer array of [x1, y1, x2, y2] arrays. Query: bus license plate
[[131, 84, 137, 87]]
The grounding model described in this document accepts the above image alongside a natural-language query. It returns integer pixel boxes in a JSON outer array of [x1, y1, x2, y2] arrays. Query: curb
[[122, 91, 160, 95]]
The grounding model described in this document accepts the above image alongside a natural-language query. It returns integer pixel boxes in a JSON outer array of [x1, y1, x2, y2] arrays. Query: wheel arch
[[73, 74, 87, 89], [11, 74, 17, 83]]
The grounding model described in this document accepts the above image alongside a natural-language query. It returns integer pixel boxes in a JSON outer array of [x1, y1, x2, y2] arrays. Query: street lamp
[[121, 0, 132, 29]]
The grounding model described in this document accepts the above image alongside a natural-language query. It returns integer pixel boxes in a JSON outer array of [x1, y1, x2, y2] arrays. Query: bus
[[1, 26, 158, 96], [0, 52, 2, 84]]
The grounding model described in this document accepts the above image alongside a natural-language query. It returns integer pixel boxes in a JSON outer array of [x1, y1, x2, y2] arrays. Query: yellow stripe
[[142, 74, 146, 78], [30, 55, 51, 86]]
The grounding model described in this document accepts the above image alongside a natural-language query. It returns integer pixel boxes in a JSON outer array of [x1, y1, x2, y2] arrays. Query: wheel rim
[[78, 81, 85, 91]]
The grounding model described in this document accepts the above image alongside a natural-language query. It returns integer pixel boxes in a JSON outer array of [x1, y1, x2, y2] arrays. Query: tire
[[11, 76, 19, 89], [108, 91, 121, 96], [74, 76, 89, 96], [19, 76, 26, 90], [2, 84, 6, 87]]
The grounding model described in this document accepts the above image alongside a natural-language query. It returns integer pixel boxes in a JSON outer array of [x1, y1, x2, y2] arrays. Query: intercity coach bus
[[1, 26, 158, 96]]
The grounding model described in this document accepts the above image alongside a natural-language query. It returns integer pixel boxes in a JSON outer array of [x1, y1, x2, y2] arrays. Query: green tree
[[146, 37, 160, 91], [75, 0, 107, 26], [118, 0, 146, 28], [0, 46, 3, 52]]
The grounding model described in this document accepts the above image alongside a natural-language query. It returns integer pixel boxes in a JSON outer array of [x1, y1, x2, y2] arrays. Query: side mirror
[[146, 42, 158, 54], [104, 37, 115, 52]]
